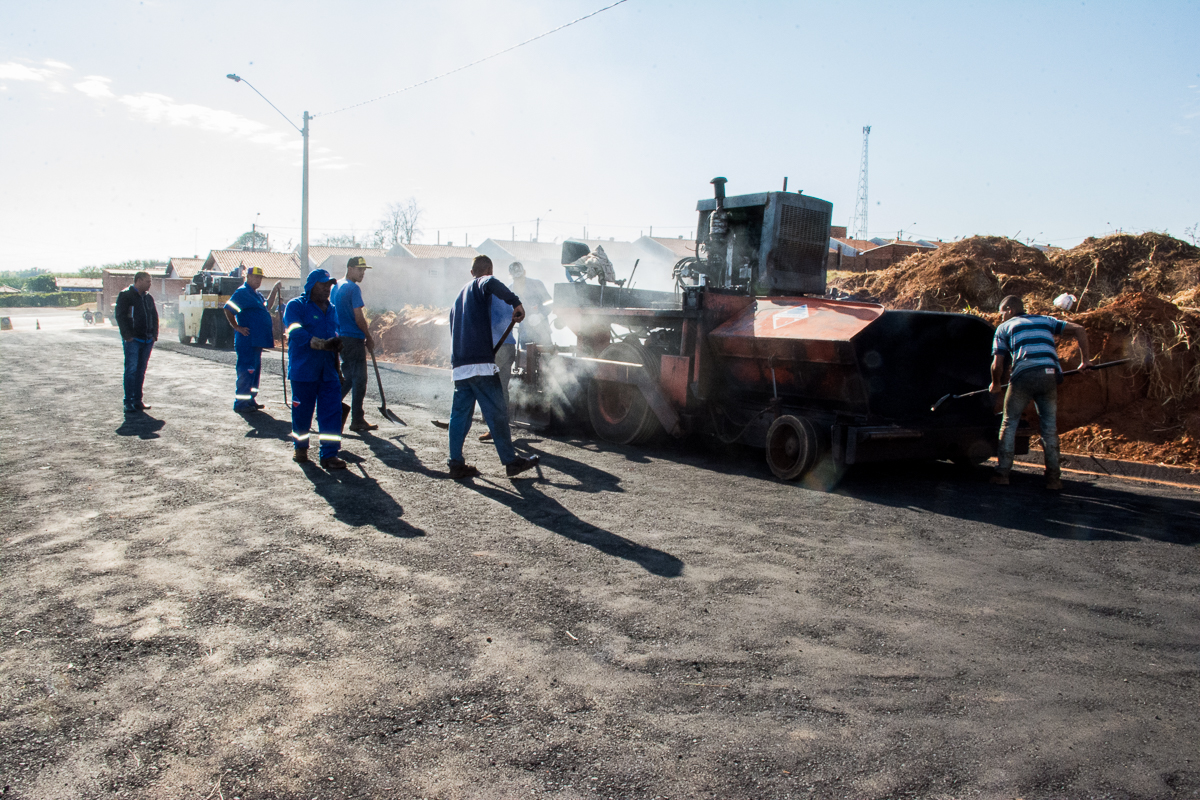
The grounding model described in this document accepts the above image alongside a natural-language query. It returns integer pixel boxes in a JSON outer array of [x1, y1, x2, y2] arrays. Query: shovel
[[370, 349, 406, 425], [931, 358, 1131, 411]]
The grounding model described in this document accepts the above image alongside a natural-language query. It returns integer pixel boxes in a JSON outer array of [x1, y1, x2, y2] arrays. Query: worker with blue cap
[[223, 265, 282, 411], [283, 268, 347, 470]]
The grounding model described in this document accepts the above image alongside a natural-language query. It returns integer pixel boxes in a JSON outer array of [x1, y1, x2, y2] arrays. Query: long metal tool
[[930, 358, 1131, 411], [280, 310, 288, 405], [370, 349, 405, 425]]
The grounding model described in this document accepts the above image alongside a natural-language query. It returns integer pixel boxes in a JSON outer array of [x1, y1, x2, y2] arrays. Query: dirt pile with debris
[[1052, 293, 1200, 468], [831, 235, 1200, 469], [1046, 233, 1200, 307], [368, 306, 451, 367], [829, 237, 1063, 312]]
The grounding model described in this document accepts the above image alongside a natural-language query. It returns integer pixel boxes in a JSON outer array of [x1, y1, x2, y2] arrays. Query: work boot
[[135, 403, 151, 411], [1045, 470, 1063, 491], [431, 420, 450, 430], [447, 462, 480, 480], [292, 447, 310, 464], [253, 401, 266, 410], [505, 455, 540, 478], [989, 472, 1010, 486], [349, 420, 379, 432], [321, 456, 348, 470], [341, 403, 352, 429], [479, 431, 493, 442]]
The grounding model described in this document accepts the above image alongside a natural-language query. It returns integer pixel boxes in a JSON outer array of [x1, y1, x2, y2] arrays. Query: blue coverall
[[224, 283, 275, 410], [283, 280, 343, 461]]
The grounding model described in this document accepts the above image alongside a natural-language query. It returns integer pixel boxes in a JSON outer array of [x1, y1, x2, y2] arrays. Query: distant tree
[[228, 231, 271, 251], [77, 266, 102, 278], [24, 274, 58, 293], [314, 232, 370, 248], [1186, 223, 1199, 247], [371, 198, 423, 248]]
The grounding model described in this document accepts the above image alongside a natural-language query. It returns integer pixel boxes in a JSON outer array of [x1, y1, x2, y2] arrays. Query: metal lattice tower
[[851, 125, 871, 241]]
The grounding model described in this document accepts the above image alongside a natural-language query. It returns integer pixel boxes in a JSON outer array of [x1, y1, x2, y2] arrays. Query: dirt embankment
[[830, 234, 1200, 469], [367, 306, 452, 367]]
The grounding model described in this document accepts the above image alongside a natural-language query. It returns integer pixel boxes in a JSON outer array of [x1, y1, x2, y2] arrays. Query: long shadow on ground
[[115, 413, 165, 439], [298, 457, 424, 538], [236, 409, 294, 440]]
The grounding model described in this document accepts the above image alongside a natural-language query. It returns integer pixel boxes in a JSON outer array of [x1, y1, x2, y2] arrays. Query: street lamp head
[[226, 73, 242, 82]]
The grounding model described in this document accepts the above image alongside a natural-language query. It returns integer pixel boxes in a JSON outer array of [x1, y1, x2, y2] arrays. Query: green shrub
[[0, 292, 95, 308]]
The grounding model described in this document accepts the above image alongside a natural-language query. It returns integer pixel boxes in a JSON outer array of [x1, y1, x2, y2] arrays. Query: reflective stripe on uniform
[[286, 322, 303, 333], [318, 433, 342, 442], [235, 394, 254, 400], [225, 300, 242, 312], [291, 430, 310, 441]]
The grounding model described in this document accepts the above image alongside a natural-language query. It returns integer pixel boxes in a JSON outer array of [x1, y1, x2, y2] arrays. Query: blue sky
[[2, 0, 1197, 271]]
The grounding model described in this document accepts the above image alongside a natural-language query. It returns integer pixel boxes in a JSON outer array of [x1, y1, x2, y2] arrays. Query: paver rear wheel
[[765, 415, 819, 481]]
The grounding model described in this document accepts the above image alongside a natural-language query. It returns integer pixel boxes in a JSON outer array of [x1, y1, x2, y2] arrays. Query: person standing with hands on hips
[[332, 255, 378, 432], [445, 255, 540, 480], [283, 269, 347, 470], [223, 266, 281, 412], [989, 294, 1091, 491], [114, 270, 159, 414]]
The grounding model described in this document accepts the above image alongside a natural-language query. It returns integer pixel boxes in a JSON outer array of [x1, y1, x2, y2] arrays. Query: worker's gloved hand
[[310, 336, 343, 352]]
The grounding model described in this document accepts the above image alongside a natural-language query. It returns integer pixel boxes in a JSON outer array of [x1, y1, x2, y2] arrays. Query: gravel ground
[[2, 320, 1199, 800]]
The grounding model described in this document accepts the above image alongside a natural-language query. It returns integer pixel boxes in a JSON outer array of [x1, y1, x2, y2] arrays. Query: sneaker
[[135, 403, 151, 411], [320, 456, 348, 470], [1046, 476, 1063, 491], [446, 462, 480, 480], [430, 420, 450, 430], [349, 421, 379, 432], [505, 455, 540, 478], [292, 448, 310, 463], [989, 473, 1010, 485], [479, 431, 493, 442]]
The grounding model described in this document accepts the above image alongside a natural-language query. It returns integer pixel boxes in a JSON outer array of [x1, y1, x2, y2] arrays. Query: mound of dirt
[[368, 306, 451, 367], [1046, 233, 1200, 308], [829, 236, 1062, 312]]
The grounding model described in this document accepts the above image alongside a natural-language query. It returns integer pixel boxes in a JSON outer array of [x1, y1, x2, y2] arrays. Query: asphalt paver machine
[[512, 178, 1005, 482]]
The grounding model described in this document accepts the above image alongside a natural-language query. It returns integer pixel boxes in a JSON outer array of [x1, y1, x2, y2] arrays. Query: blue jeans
[[290, 379, 342, 460], [234, 345, 262, 409], [448, 374, 517, 466], [122, 338, 154, 409], [997, 368, 1060, 476]]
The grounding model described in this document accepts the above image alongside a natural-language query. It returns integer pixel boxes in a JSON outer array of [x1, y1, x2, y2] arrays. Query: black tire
[[587, 341, 663, 446], [765, 415, 819, 481], [177, 317, 193, 344]]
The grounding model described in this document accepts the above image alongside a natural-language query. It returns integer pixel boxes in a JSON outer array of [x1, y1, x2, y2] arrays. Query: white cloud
[[0, 62, 57, 82], [74, 76, 115, 99], [43, 59, 72, 71]]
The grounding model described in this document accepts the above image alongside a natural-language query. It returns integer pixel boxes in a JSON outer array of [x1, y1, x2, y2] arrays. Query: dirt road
[[2, 323, 1199, 800]]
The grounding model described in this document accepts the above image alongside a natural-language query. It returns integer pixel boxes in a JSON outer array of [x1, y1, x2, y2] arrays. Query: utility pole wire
[[313, 0, 629, 118]]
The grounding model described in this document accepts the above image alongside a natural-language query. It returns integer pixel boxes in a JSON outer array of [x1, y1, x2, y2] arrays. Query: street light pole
[[301, 111, 309, 278], [226, 74, 311, 279]]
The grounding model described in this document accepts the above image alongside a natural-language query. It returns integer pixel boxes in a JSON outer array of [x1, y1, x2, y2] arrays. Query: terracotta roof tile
[[649, 237, 698, 258], [203, 250, 302, 279], [396, 243, 480, 259], [168, 257, 206, 279]]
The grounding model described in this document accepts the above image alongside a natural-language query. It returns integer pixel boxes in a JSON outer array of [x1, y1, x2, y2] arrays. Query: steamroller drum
[[765, 415, 819, 481], [587, 341, 663, 446], [177, 317, 192, 344]]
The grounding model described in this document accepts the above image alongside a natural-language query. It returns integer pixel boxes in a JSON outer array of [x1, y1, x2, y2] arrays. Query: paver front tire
[[587, 341, 662, 446]]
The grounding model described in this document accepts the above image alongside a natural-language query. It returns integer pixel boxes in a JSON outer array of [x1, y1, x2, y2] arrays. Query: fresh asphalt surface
[[2, 313, 1199, 800]]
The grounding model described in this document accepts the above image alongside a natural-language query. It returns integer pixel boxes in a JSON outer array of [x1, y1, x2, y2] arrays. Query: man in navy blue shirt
[[332, 255, 378, 432], [446, 255, 539, 480], [283, 269, 347, 470], [114, 271, 159, 413], [223, 266, 282, 411]]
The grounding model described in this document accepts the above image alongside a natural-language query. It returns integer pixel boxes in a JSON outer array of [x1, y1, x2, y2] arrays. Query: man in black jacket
[[114, 271, 159, 413]]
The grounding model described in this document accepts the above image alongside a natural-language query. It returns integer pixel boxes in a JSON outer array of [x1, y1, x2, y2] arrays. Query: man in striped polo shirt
[[989, 295, 1091, 490]]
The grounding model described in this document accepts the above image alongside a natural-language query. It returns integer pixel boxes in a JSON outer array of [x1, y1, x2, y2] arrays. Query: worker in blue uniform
[[283, 269, 347, 470], [223, 266, 282, 411]]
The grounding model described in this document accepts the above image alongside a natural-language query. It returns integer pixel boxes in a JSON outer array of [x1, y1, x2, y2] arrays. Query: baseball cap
[[247, 266, 265, 277], [347, 255, 372, 269]]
